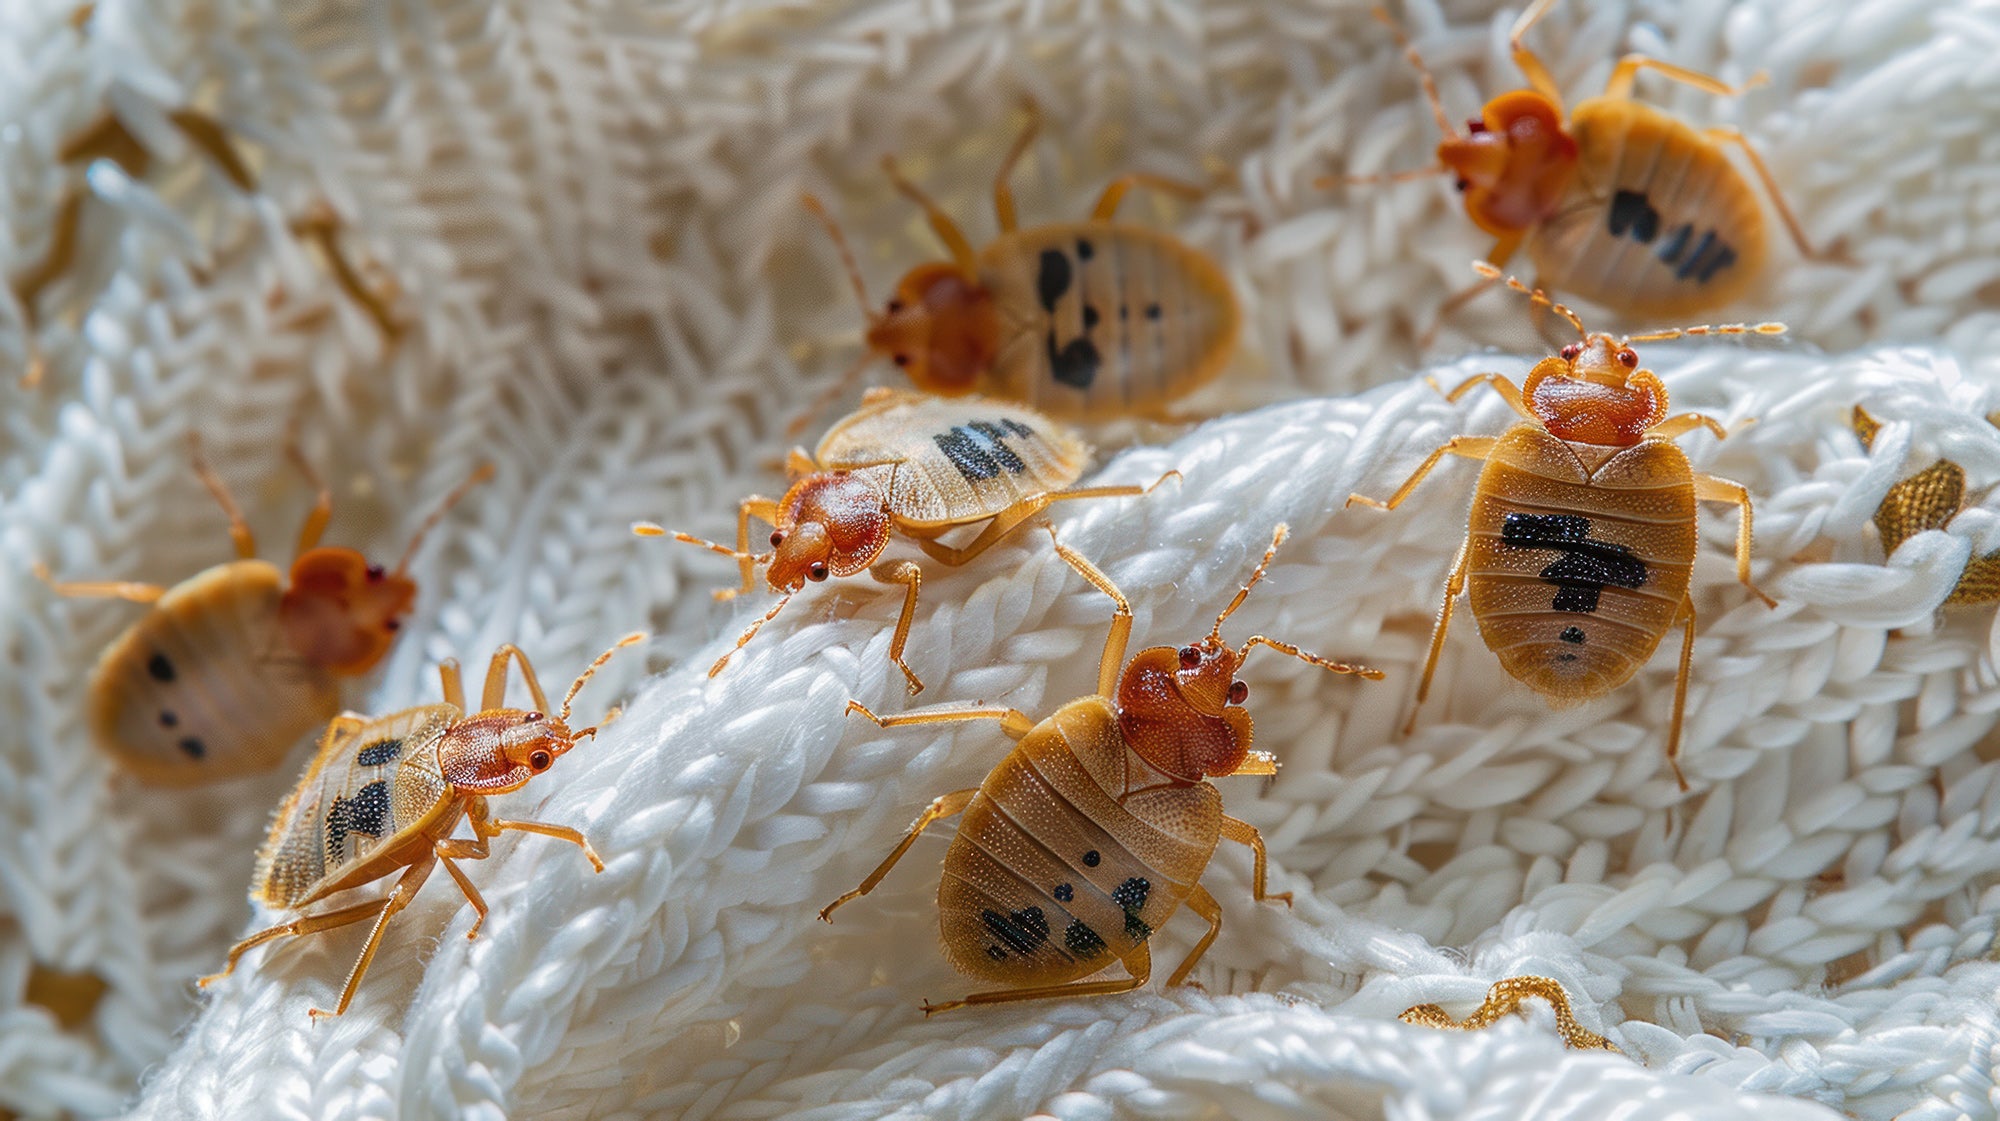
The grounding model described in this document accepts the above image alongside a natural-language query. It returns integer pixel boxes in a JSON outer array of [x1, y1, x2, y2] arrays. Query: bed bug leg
[[480, 643, 552, 712], [1646, 413, 1729, 441], [1090, 172, 1205, 223], [868, 559, 926, 694], [1400, 975, 1618, 1052], [188, 433, 257, 559], [1045, 527, 1133, 699], [1441, 372, 1540, 423], [307, 854, 439, 1019], [282, 426, 335, 555], [1693, 473, 1778, 607], [1218, 815, 1291, 906], [1164, 886, 1225, 987], [844, 699, 1037, 739], [1406, 540, 1471, 737], [1345, 436, 1497, 512], [923, 943, 1153, 1015], [1505, 0, 1568, 108], [1666, 593, 1696, 790], [33, 563, 166, 603], [991, 100, 1043, 234], [1602, 55, 1764, 102], [880, 154, 978, 270], [432, 841, 491, 939], [819, 787, 979, 922], [199, 892, 395, 992], [1703, 127, 1815, 258], [438, 657, 466, 709]]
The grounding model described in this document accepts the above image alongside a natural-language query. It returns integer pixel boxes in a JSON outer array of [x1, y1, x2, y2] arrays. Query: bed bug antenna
[[1315, 7, 1456, 190], [1212, 525, 1386, 679], [802, 192, 877, 326], [1473, 261, 1587, 339], [1624, 320, 1788, 343], [561, 631, 646, 735], [390, 463, 496, 578], [1209, 524, 1289, 643]]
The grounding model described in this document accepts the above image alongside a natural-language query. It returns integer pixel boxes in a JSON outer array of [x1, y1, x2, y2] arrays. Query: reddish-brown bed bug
[[796, 102, 1239, 430], [197, 632, 642, 1019], [1325, 1, 1812, 330], [819, 524, 1382, 1013], [637, 388, 1166, 694], [1347, 265, 1781, 788], [1400, 975, 1618, 1052], [39, 436, 491, 785]]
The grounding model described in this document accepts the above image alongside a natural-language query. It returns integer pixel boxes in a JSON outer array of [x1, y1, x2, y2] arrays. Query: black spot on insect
[[1082, 849, 1101, 867], [176, 736, 206, 760], [147, 652, 175, 682], [1559, 626, 1587, 645], [1119, 305, 1130, 320], [1036, 249, 1072, 312], [1113, 877, 1152, 938], [1076, 238, 1094, 260], [1454, 178, 1471, 193], [1556, 652, 1580, 663], [1046, 335, 1102, 389], [1501, 513, 1648, 614], [1656, 223, 1692, 264], [158, 710, 178, 727], [1145, 303, 1162, 321], [1676, 231, 1718, 281], [1053, 883, 1074, 903], [1063, 920, 1107, 959], [355, 737, 404, 767], [986, 945, 1006, 960], [1608, 189, 1660, 243], [1083, 305, 1099, 330], [324, 779, 392, 861], [1694, 241, 1738, 284], [981, 907, 1050, 956], [935, 422, 1029, 480]]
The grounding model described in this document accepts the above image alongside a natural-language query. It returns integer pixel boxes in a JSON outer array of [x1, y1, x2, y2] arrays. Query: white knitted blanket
[[4, 0, 1999, 1118]]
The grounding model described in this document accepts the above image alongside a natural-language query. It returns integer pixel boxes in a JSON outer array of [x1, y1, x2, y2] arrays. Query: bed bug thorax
[[39, 434, 492, 784], [819, 524, 1382, 1014], [1348, 265, 1780, 788], [791, 100, 1239, 433], [1323, 1, 1813, 336], [637, 389, 1169, 693], [198, 632, 643, 1019]]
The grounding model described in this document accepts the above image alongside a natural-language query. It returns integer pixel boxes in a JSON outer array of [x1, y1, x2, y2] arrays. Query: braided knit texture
[[2, 0, 1998, 1118]]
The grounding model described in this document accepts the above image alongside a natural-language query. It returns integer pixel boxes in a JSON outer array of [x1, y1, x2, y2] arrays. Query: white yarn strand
[[2, 0, 1998, 1118]]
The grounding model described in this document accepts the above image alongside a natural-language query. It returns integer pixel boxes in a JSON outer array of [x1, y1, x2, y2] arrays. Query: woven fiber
[[2, 0, 1997, 1118]]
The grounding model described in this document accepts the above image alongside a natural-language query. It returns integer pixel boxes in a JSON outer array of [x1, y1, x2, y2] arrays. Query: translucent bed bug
[[1347, 265, 1781, 788], [40, 436, 491, 785], [819, 524, 1382, 1013], [637, 388, 1167, 694], [197, 633, 641, 1019], [1400, 975, 1618, 1052], [796, 101, 1239, 431], [1852, 406, 2000, 606], [1324, 1, 1812, 332]]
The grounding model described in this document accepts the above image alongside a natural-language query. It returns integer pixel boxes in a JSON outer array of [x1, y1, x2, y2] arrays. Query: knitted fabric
[[2, 0, 1997, 1118]]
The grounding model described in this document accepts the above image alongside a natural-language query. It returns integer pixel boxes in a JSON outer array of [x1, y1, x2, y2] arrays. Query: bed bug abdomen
[[1465, 428, 1697, 699], [982, 223, 1238, 422], [89, 561, 341, 786], [937, 698, 1216, 984]]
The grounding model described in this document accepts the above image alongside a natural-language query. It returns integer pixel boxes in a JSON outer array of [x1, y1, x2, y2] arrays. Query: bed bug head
[[1116, 525, 1383, 782], [279, 462, 494, 676], [764, 471, 893, 591], [442, 633, 643, 795], [1477, 263, 1784, 446], [1357, 6, 1577, 235]]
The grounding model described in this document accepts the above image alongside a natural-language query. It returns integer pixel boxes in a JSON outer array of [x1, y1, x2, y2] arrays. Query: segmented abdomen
[[937, 698, 1218, 985], [88, 561, 340, 785], [1465, 428, 1697, 701], [981, 223, 1238, 422], [1531, 100, 1766, 319]]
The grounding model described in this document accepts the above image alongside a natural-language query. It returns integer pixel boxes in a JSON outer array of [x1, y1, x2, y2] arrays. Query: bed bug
[[1399, 975, 1618, 1052], [795, 101, 1239, 431], [818, 524, 1382, 1013], [1325, 1, 1812, 331], [196, 632, 641, 1019], [636, 388, 1166, 694], [39, 436, 491, 785], [1346, 266, 1780, 789]]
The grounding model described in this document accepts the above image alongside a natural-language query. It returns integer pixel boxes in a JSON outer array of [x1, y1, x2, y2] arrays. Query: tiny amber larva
[[198, 633, 643, 1019], [1348, 265, 1780, 789], [798, 100, 1239, 430], [40, 436, 491, 785], [638, 388, 1167, 694], [820, 524, 1382, 1014], [1327, 0, 1812, 328]]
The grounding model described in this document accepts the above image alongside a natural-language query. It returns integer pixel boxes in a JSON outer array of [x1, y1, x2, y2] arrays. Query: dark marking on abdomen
[[982, 906, 1050, 958], [355, 737, 404, 767], [1112, 876, 1152, 940], [177, 736, 206, 760], [1036, 250, 1072, 312], [1500, 512, 1648, 614], [1608, 189, 1659, 242], [1653, 220, 1738, 285], [935, 422, 1031, 480], [1047, 336, 1102, 389], [1064, 919, 1106, 958], [147, 653, 175, 683], [324, 779, 393, 860]]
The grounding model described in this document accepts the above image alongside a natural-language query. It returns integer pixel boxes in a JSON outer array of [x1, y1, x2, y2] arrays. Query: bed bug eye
[[384, 619, 400, 631], [1466, 119, 1487, 133], [524, 711, 544, 722], [366, 564, 385, 581], [769, 531, 784, 548], [529, 750, 552, 771], [892, 354, 910, 367], [1560, 343, 1581, 361], [809, 563, 830, 581], [1179, 646, 1201, 669], [1618, 348, 1638, 368], [1228, 681, 1249, 705], [887, 300, 904, 313], [1453, 178, 1470, 193]]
